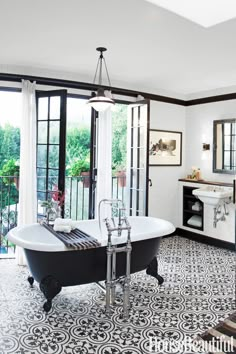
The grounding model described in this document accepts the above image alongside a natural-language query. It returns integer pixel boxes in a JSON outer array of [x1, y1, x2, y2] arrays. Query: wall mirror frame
[[213, 118, 236, 174]]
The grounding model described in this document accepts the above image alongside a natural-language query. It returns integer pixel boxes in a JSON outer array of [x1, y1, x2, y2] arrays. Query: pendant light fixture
[[87, 47, 115, 112]]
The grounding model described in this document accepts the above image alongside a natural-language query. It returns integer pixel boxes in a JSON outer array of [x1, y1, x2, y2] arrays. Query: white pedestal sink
[[192, 186, 233, 206]]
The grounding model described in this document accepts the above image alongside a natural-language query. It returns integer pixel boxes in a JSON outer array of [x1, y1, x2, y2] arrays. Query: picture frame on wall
[[149, 129, 182, 166]]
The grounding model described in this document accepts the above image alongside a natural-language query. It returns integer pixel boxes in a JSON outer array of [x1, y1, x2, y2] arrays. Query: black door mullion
[[89, 108, 98, 219], [58, 90, 67, 217], [45, 95, 50, 201], [136, 106, 141, 215], [230, 123, 232, 169]]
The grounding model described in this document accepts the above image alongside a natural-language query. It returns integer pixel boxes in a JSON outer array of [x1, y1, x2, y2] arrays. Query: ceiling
[[0, 0, 236, 98], [144, 0, 236, 28]]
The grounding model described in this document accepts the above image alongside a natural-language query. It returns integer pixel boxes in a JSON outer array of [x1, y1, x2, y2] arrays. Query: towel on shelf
[[187, 215, 202, 228], [53, 218, 80, 232], [42, 223, 101, 249], [192, 201, 202, 211], [53, 224, 72, 233], [54, 218, 72, 225]]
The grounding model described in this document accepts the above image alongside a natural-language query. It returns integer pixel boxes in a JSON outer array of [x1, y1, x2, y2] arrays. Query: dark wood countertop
[[178, 178, 233, 187]]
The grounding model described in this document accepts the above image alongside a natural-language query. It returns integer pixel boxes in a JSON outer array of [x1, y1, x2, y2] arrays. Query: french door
[[126, 100, 150, 216], [36, 91, 148, 220], [36, 90, 67, 216]]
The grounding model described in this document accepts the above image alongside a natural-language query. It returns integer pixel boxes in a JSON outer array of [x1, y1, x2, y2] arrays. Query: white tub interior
[[8, 216, 175, 252]]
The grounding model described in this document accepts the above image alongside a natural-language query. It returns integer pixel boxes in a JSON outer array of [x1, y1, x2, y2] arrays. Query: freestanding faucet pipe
[[102, 200, 132, 321]]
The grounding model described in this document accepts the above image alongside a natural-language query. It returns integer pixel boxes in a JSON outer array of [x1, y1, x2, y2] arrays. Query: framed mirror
[[213, 119, 236, 174]]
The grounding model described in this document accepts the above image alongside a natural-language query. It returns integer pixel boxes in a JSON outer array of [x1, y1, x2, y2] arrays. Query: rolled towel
[[53, 224, 72, 233], [54, 218, 78, 230], [54, 218, 72, 226]]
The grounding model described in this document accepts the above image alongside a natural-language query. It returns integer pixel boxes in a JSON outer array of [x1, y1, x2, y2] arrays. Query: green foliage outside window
[[0, 159, 19, 208], [0, 159, 20, 184], [112, 104, 127, 173], [66, 127, 90, 169], [0, 126, 20, 208], [0, 125, 20, 170], [69, 159, 90, 177]]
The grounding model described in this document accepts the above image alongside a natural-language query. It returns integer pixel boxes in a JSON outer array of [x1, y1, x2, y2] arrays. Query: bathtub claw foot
[[27, 276, 34, 287], [146, 257, 164, 285], [39, 275, 61, 312], [43, 300, 52, 313], [156, 274, 164, 285]]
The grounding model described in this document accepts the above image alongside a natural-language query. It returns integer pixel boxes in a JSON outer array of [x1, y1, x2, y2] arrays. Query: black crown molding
[[186, 92, 236, 106], [0, 72, 236, 107]]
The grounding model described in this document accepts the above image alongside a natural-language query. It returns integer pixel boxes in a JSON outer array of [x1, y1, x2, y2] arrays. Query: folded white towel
[[53, 224, 72, 233], [54, 218, 78, 230], [187, 215, 202, 228], [54, 218, 72, 226], [192, 202, 202, 211]]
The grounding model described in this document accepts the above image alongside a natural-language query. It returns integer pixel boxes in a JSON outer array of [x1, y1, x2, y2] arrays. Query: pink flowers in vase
[[51, 186, 65, 218], [51, 186, 65, 207]]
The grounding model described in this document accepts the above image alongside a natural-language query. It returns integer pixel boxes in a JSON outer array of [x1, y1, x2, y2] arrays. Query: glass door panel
[[65, 97, 94, 220], [127, 100, 149, 216], [36, 90, 67, 217]]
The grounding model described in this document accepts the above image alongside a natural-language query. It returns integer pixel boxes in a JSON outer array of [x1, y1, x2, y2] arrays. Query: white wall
[[186, 100, 236, 183], [148, 99, 236, 233], [148, 101, 186, 225]]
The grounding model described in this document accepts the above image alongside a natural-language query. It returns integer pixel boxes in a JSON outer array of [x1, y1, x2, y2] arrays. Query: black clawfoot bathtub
[[8, 217, 175, 311]]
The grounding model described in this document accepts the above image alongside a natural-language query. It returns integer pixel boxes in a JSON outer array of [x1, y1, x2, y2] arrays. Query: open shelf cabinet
[[183, 186, 204, 231]]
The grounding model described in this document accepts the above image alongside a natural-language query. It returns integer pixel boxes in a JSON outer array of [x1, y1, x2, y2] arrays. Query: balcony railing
[[0, 174, 126, 255], [0, 176, 18, 255]]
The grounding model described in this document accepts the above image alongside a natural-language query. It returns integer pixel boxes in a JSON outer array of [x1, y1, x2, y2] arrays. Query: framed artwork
[[149, 129, 182, 166]]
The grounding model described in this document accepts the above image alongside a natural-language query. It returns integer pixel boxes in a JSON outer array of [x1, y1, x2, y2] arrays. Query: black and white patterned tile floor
[[0, 236, 235, 354]]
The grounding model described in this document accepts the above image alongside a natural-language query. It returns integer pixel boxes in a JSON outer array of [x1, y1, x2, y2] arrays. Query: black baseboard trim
[[170, 228, 236, 251]]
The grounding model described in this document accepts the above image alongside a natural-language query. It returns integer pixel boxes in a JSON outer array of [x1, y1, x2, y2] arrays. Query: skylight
[[145, 0, 236, 27]]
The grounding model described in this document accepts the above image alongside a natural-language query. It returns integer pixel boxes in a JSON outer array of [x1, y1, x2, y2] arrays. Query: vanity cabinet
[[183, 186, 204, 231], [178, 180, 235, 247]]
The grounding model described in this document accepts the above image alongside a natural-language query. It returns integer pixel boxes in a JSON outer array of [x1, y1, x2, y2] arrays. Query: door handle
[[149, 178, 152, 187]]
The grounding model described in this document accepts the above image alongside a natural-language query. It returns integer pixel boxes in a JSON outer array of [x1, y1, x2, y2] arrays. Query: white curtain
[[96, 109, 112, 219], [16, 80, 37, 265]]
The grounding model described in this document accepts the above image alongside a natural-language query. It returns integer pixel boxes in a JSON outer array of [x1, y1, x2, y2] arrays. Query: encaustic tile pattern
[[0, 236, 235, 354]]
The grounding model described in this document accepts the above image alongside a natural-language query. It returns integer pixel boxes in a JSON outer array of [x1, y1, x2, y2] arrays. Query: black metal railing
[[0, 174, 126, 255], [64, 176, 90, 220], [0, 176, 19, 254], [112, 175, 126, 201]]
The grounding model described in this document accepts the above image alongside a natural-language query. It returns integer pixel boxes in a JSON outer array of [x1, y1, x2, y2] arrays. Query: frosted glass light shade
[[87, 88, 115, 112]]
